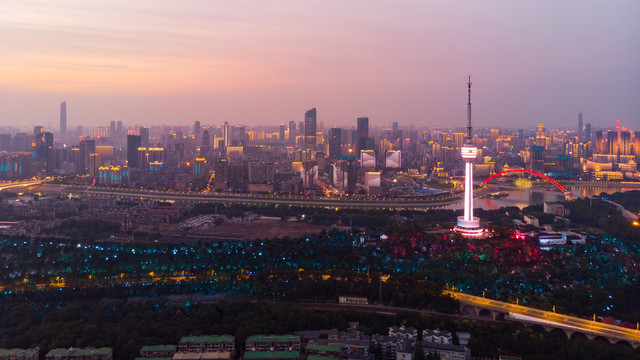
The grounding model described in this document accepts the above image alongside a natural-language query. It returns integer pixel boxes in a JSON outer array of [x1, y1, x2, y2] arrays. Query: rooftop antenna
[[466, 76, 473, 143]]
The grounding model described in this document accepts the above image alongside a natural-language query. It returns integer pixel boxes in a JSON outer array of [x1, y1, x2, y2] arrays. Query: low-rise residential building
[[422, 329, 452, 345], [245, 335, 300, 352], [420, 342, 469, 360], [178, 336, 235, 355], [0, 349, 39, 360], [45, 348, 113, 360], [139, 345, 176, 358], [242, 351, 299, 360], [388, 326, 417, 340], [305, 344, 340, 359], [172, 352, 231, 360]]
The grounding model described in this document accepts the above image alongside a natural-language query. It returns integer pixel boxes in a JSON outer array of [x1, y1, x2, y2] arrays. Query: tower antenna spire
[[466, 75, 473, 142]]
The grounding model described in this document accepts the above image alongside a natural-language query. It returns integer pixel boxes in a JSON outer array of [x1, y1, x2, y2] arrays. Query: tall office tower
[[329, 127, 342, 159], [134, 122, 140, 136], [110, 121, 116, 138], [12, 133, 30, 151], [454, 77, 482, 238], [140, 127, 150, 147], [78, 139, 96, 174], [127, 135, 141, 168], [194, 121, 201, 136], [116, 121, 123, 139], [200, 129, 211, 156], [535, 123, 546, 146], [356, 117, 369, 153], [453, 132, 465, 149], [595, 131, 604, 153], [0, 134, 11, 151], [634, 131, 640, 164], [289, 120, 296, 143], [202, 129, 210, 147], [304, 108, 317, 150], [616, 120, 621, 151], [222, 121, 229, 150], [35, 132, 54, 174], [88, 153, 101, 182], [392, 122, 399, 140], [607, 131, 618, 155], [621, 131, 631, 155], [578, 113, 583, 140], [585, 123, 591, 142], [34, 126, 44, 135], [60, 101, 67, 138], [279, 124, 286, 141]]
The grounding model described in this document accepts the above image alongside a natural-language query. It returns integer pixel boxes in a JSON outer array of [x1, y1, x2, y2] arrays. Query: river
[[445, 185, 639, 211]]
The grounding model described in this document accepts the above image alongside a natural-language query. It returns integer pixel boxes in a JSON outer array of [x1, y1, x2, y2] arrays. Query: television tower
[[454, 76, 483, 237]]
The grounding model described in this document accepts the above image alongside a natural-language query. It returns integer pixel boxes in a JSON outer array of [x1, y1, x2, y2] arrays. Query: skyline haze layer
[[1, 0, 639, 130]]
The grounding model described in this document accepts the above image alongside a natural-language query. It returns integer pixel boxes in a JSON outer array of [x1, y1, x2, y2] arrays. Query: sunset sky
[[1, 0, 638, 130]]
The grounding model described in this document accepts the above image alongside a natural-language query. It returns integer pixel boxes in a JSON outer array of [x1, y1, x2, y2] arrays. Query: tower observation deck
[[454, 77, 483, 237]]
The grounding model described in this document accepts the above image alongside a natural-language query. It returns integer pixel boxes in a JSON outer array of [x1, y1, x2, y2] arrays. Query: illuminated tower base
[[453, 76, 483, 238], [454, 145, 483, 237]]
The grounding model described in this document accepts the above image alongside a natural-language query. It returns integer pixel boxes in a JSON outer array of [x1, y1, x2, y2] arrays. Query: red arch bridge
[[481, 169, 572, 196]]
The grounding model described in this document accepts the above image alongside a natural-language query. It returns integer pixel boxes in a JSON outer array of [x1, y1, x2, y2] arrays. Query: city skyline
[[1, 1, 639, 129]]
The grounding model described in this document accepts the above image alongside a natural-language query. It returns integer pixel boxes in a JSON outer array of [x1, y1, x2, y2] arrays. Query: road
[[603, 199, 639, 222], [36, 184, 467, 210], [0, 180, 44, 191], [448, 291, 640, 344]]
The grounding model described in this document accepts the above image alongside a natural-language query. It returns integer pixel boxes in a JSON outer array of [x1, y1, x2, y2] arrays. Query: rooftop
[[180, 336, 234, 344], [140, 345, 177, 352], [0, 349, 39, 357], [243, 352, 300, 359], [246, 335, 300, 343], [46, 348, 113, 357]]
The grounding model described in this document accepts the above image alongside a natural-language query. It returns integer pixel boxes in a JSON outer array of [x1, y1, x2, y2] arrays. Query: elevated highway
[[0, 180, 44, 191], [46, 184, 465, 211], [448, 291, 640, 348]]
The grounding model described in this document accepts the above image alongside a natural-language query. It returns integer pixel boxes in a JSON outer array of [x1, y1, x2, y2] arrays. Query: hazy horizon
[[1, 1, 639, 131]]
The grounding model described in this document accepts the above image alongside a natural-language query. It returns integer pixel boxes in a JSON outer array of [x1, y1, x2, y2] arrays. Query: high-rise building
[[289, 120, 296, 143], [392, 122, 399, 140], [279, 124, 286, 141], [0, 134, 11, 151], [223, 121, 229, 150], [127, 135, 141, 168], [304, 108, 317, 150], [116, 121, 123, 140], [454, 77, 482, 238], [360, 150, 376, 168], [634, 131, 640, 164], [200, 129, 210, 156], [60, 101, 67, 138], [585, 123, 591, 142], [78, 139, 95, 174], [535, 123, 546, 147], [357, 117, 369, 153], [595, 131, 604, 154], [607, 131, 618, 155], [35, 132, 54, 174], [88, 153, 101, 182], [34, 126, 43, 136], [194, 121, 201, 136], [110, 121, 116, 138], [621, 131, 631, 155], [384, 150, 401, 169], [578, 113, 583, 140], [140, 127, 149, 147], [329, 128, 342, 159]]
